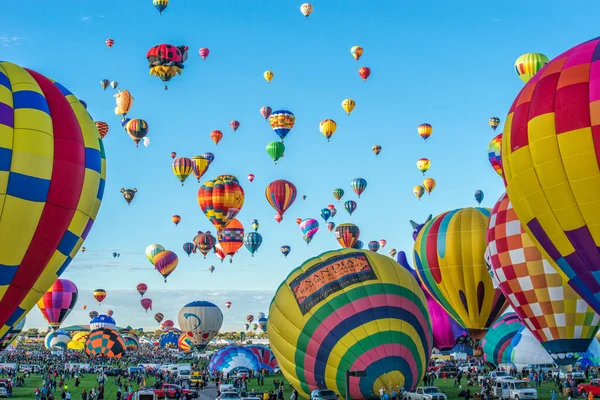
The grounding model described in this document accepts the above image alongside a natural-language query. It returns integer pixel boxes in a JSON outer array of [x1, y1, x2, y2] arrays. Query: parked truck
[[403, 387, 448, 400]]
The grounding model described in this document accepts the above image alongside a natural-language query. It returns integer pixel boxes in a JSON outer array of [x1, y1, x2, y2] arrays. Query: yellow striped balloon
[[514, 52, 549, 83], [0, 62, 106, 339], [269, 249, 432, 400]]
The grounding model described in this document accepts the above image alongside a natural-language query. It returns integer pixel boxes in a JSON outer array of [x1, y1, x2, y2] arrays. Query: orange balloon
[[210, 130, 223, 145], [172, 215, 181, 226]]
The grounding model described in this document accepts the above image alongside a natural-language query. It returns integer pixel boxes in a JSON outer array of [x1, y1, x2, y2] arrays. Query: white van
[[525, 364, 557, 375], [177, 364, 192, 380]]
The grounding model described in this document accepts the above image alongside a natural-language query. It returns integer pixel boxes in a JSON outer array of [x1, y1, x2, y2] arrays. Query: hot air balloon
[[85, 328, 125, 358], [123, 118, 149, 147], [418, 123, 432, 141], [190, 155, 210, 183], [413, 207, 508, 339], [214, 243, 226, 263], [344, 200, 357, 216], [244, 232, 263, 257], [266, 141, 285, 164], [163, 320, 175, 329], [178, 301, 223, 350], [114, 89, 133, 115], [351, 178, 367, 197], [199, 47, 210, 60], [281, 246, 291, 257], [247, 174, 255, 183], [210, 130, 223, 145], [81, 247, 86, 253], [230, 120, 240, 132], [160, 328, 181, 348], [335, 223, 360, 249], [153, 0, 169, 14], [82, 305, 87, 310], [422, 178, 436, 195], [95, 121, 109, 139], [154, 250, 178, 282], [368, 241, 380, 252], [251, 219, 259, 232], [341, 98, 355, 115], [258, 317, 268, 332], [183, 242, 195, 257], [514, 52, 549, 83], [269, 110, 295, 142], [333, 188, 344, 201], [481, 313, 524, 366], [0, 316, 26, 351], [145, 244, 165, 265], [372, 145, 382, 156], [137, 283, 147, 297], [269, 249, 432, 399], [141, 298, 153, 313], [146, 44, 188, 89], [388, 248, 397, 258], [247, 345, 280, 373], [246, 315, 255, 324], [487, 133, 503, 178], [474, 190, 484, 205], [45, 330, 71, 350], [106, 310, 114, 317], [93, 290, 107, 305], [202, 152, 215, 165], [319, 119, 336, 142], [300, 3, 313, 18], [379, 239, 387, 248], [251, 323, 258, 331], [171, 157, 194, 186], [328, 204, 336, 216], [488, 117, 500, 131], [171, 152, 176, 159], [198, 175, 245, 232], [486, 192, 600, 364], [260, 106, 272, 120], [209, 265, 215, 273], [194, 231, 217, 258], [320, 208, 331, 222], [413, 186, 425, 200], [358, 67, 370, 81], [416, 158, 430, 175], [120, 188, 137, 205], [110, 80, 118, 89], [265, 180, 297, 222], [0, 62, 106, 339], [218, 218, 244, 263], [112, 252, 117, 258], [172, 215, 181, 226], [37, 279, 78, 330], [264, 71, 274, 83], [155, 313, 164, 324], [225, 301, 232, 309], [295, 218, 302, 225], [100, 79, 109, 90], [326, 222, 335, 232], [350, 46, 363, 61], [299, 218, 319, 244], [208, 346, 261, 373], [89, 311, 98, 320], [106, 38, 114, 48]]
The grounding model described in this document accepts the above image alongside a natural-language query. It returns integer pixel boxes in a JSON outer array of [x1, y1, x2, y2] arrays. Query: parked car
[[310, 390, 338, 400], [438, 365, 459, 379], [153, 384, 198, 399], [236, 368, 250, 379], [489, 371, 512, 383], [403, 386, 447, 400], [578, 380, 600, 398], [217, 392, 241, 400], [551, 371, 585, 384]]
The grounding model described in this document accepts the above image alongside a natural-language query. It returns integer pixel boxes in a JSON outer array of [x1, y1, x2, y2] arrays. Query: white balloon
[[178, 301, 223, 351], [143, 137, 150, 147]]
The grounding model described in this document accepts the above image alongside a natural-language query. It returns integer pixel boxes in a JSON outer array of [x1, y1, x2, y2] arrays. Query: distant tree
[[25, 328, 39, 336]]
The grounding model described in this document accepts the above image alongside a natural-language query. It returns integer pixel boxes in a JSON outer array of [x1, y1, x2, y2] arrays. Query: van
[[177, 364, 192, 380], [490, 371, 512, 383], [506, 380, 537, 400], [494, 378, 516, 399], [525, 364, 556, 375]]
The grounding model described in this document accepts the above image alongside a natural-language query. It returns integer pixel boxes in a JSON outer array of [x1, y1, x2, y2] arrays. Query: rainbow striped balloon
[[487, 133, 502, 178], [0, 62, 106, 339], [154, 250, 178, 282], [269, 249, 432, 400], [481, 313, 524, 366]]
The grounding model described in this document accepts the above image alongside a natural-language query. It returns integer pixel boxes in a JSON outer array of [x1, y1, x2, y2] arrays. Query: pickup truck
[[153, 384, 198, 398], [552, 371, 585, 384], [403, 387, 447, 400], [578, 379, 600, 398]]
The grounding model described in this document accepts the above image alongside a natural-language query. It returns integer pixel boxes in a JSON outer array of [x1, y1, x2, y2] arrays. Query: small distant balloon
[[358, 67, 370, 81], [199, 47, 210, 60], [474, 190, 484, 205], [300, 3, 313, 18], [264, 71, 274, 83]]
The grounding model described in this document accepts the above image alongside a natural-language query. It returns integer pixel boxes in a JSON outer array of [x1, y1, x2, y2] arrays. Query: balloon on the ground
[[246, 345, 279, 373], [481, 313, 524, 366], [208, 346, 261, 373], [269, 249, 432, 400], [159, 328, 182, 348], [67, 331, 88, 351], [90, 314, 116, 331], [178, 301, 223, 351], [45, 330, 71, 350], [85, 328, 125, 358], [509, 326, 554, 368]]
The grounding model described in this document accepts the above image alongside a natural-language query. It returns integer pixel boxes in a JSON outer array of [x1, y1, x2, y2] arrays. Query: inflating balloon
[[481, 313, 524, 366]]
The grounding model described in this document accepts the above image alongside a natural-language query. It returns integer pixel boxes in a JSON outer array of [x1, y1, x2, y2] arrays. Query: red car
[[154, 384, 197, 399], [578, 379, 600, 397]]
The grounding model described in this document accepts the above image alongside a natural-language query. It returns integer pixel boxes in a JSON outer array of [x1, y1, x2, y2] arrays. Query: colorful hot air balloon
[[247, 315, 255, 324], [487, 133, 503, 178], [106, 38, 114, 48], [85, 328, 125, 358], [208, 265, 215, 273], [190, 155, 210, 183], [295, 218, 302, 225], [155, 313, 164, 324], [154, 250, 179, 282], [264, 71, 274, 83], [0, 317, 26, 351], [225, 301, 232, 309], [333, 188, 344, 201], [244, 232, 263, 257], [269, 249, 432, 399], [300, 218, 319, 245], [95, 121, 109, 139], [413, 207, 508, 339], [210, 130, 223, 145], [230, 120, 240, 132], [481, 313, 525, 366], [146, 44, 188, 89], [326, 222, 335, 232], [258, 317, 268, 332], [81, 247, 86, 253], [193, 231, 217, 258], [202, 152, 215, 165], [93, 290, 107, 305], [269, 110, 295, 142], [358, 67, 370, 81], [474, 190, 484, 205], [218, 218, 244, 262], [388, 248, 397, 258], [136, 283, 147, 297], [100, 79, 109, 90], [266, 141, 285, 164], [281, 246, 291, 257], [106, 310, 113, 317], [320, 208, 331, 222], [344, 200, 357, 216], [418, 123, 432, 141], [488, 117, 500, 131], [114, 89, 133, 115], [335, 223, 360, 248], [183, 242, 195, 257], [501, 39, 600, 316], [199, 47, 210, 60], [319, 119, 336, 142], [416, 158, 430, 175], [351, 178, 367, 197], [198, 175, 245, 232], [110, 81, 118, 89], [247, 174, 255, 183], [372, 145, 382, 156], [422, 178, 436, 195], [153, 0, 169, 14], [0, 62, 106, 339], [486, 192, 600, 364], [37, 279, 78, 330], [260, 106, 272, 120], [368, 241, 380, 252], [265, 180, 297, 222], [178, 301, 223, 350], [413, 186, 425, 200], [379, 239, 387, 248], [172, 215, 181, 226], [120, 188, 137, 205], [208, 346, 262, 373], [172, 157, 194, 186], [350, 46, 363, 61], [171, 152, 176, 159], [145, 244, 165, 265], [514, 52, 549, 83], [341, 98, 355, 115], [251, 219, 259, 231], [300, 3, 313, 18], [141, 298, 152, 313]]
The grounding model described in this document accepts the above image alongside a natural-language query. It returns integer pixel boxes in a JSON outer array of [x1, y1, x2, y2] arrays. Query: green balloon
[[266, 141, 285, 164], [333, 188, 344, 201]]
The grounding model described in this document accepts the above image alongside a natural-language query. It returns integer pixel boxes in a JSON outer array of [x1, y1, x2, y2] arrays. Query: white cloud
[[0, 35, 22, 47], [81, 16, 91, 21]]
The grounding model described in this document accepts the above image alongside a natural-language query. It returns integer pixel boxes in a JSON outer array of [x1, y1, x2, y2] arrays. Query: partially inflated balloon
[[269, 249, 432, 399], [209, 346, 261, 373], [481, 313, 524, 366], [413, 208, 507, 339], [178, 301, 223, 351]]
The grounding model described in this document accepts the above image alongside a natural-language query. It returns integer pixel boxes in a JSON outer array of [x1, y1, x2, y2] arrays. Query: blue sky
[[3, 0, 600, 330]]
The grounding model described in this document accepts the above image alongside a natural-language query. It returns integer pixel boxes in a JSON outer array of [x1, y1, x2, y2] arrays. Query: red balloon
[[358, 67, 371, 81], [136, 283, 147, 297]]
